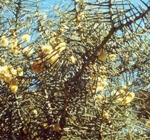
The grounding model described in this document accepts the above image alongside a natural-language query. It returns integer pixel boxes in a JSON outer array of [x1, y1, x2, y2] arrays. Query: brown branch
[[68, 6, 150, 83]]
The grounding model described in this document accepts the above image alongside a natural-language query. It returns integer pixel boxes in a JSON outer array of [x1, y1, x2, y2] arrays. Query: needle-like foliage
[[0, 0, 150, 139]]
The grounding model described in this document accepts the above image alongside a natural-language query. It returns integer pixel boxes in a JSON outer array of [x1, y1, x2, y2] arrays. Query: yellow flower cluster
[[74, 0, 79, 2], [50, 37, 57, 47], [0, 65, 13, 83], [41, 44, 59, 64], [9, 78, 18, 94], [10, 35, 34, 57], [11, 39, 21, 55], [0, 65, 23, 93], [60, 24, 68, 33], [123, 92, 135, 104], [0, 58, 5, 63], [109, 54, 116, 61], [42, 44, 53, 54], [37, 39, 66, 65], [30, 59, 45, 74], [49, 37, 67, 52], [42, 122, 49, 129], [30, 35, 67, 74], [86, 65, 108, 98], [98, 52, 107, 61], [111, 87, 135, 104], [48, 52, 59, 64], [41, 13, 47, 19], [146, 120, 150, 128], [17, 67, 24, 76], [98, 52, 117, 62], [22, 34, 31, 42], [1, 36, 9, 47], [102, 112, 109, 119], [70, 56, 76, 64], [95, 94, 103, 102]]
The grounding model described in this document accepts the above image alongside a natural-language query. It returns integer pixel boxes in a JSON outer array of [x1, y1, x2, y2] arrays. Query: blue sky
[[43, 0, 141, 5], [42, 0, 147, 9]]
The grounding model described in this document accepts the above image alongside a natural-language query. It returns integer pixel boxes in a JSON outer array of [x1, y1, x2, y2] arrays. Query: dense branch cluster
[[0, 0, 150, 139]]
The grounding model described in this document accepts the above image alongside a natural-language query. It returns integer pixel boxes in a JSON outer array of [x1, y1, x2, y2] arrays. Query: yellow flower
[[116, 97, 123, 104], [102, 112, 109, 119], [42, 44, 53, 54], [8, 65, 17, 76], [109, 54, 116, 61], [74, 0, 79, 2], [123, 92, 135, 104], [99, 66, 106, 71], [17, 67, 23, 76], [56, 38, 64, 43], [0, 65, 9, 75], [111, 90, 123, 104], [98, 52, 107, 61], [128, 92, 135, 99], [97, 75, 107, 82], [48, 53, 59, 64], [0, 74, 13, 83], [11, 46, 20, 55], [31, 109, 38, 116], [11, 39, 18, 47], [119, 89, 126, 94], [55, 42, 66, 53], [22, 34, 31, 42], [10, 39, 21, 55], [123, 97, 132, 104], [0, 58, 5, 63], [77, 12, 85, 21], [122, 86, 128, 91], [51, 32, 57, 37], [112, 90, 135, 104], [1, 36, 9, 47], [30, 60, 44, 74], [98, 81, 108, 87], [11, 45, 21, 55], [0, 65, 20, 82], [50, 37, 57, 47], [41, 13, 47, 19], [96, 86, 105, 93], [95, 94, 103, 102], [70, 56, 76, 64], [9, 78, 18, 94], [60, 24, 68, 33], [42, 122, 49, 129], [146, 120, 150, 127], [98, 66, 106, 74]]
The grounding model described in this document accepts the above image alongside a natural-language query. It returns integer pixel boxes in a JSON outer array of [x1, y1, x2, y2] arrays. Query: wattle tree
[[0, 0, 150, 139]]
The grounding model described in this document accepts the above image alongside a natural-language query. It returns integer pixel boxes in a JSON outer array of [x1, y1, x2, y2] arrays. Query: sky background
[[41, 0, 147, 11], [43, 0, 142, 6]]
